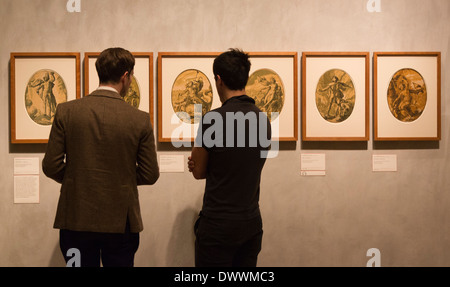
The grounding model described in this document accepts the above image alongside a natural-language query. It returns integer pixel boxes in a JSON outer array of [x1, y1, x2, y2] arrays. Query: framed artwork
[[84, 52, 154, 123], [158, 52, 220, 142], [10, 52, 81, 144], [302, 52, 370, 141], [374, 52, 441, 141], [246, 52, 298, 141], [158, 51, 298, 143]]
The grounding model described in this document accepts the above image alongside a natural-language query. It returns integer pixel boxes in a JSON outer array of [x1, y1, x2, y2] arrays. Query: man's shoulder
[[56, 98, 80, 110]]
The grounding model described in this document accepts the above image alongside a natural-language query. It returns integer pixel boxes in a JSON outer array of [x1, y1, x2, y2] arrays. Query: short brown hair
[[95, 47, 135, 84]]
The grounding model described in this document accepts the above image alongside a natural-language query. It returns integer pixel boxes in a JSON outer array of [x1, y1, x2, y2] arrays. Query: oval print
[[171, 69, 213, 124], [387, 68, 427, 122], [25, 69, 67, 125], [315, 69, 355, 123], [246, 68, 285, 122]]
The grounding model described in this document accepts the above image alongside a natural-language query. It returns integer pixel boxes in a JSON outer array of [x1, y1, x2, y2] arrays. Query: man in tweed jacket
[[43, 47, 159, 267]]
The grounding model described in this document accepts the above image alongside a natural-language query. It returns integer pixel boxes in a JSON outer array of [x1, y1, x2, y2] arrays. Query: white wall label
[[372, 155, 397, 172], [301, 153, 326, 176], [159, 154, 185, 173], [14, 158, 40, 204]]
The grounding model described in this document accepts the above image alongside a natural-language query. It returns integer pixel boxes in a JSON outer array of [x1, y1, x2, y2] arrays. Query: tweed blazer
[[43, 89, 159, 233]]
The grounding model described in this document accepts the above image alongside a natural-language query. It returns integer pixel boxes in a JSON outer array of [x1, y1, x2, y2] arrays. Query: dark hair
[[213, 48, 251, 90], [95, 47, 135, 84]]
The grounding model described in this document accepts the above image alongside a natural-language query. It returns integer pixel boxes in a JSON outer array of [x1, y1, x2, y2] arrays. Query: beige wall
[[0, 0, 449, 266]]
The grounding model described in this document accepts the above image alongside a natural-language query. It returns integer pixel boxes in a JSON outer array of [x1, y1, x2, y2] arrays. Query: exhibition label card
[[14, 157, 40, 204], [14, 175, 39, 204], [372, 155, 397, 172], [14, 157, 39, 175], [159, 154, 185, 173], [301, 153, 326, 176]]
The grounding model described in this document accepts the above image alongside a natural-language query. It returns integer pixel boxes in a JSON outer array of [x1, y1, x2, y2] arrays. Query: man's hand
[[189, 147, 208, 179], [188, 156, 195, 173]]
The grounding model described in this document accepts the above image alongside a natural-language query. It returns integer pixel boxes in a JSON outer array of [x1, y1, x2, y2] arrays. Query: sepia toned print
[[387, 68, 427, 123], [315, 69, 355, 123], [171, 69, 213, 124], [246, 69, 285, 122], [25, 69, 67, 126], [124, 75, 140, 108]]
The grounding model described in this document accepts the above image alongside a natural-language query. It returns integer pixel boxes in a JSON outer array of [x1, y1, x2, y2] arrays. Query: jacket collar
[[87, 89, 124, 101]]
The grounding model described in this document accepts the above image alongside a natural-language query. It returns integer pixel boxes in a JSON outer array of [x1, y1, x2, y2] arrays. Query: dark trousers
[[59, 221, 139, 267], [194, 214, 263, 267]]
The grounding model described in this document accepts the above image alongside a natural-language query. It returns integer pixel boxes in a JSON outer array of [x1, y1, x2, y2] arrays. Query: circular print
[[387, 68, 427, 122], [171, 69, 213, 124], [25, 69, 67, 125], [315, 69, 355, 123], [246, 69, 285, 122], [124, 75, 140, 108]]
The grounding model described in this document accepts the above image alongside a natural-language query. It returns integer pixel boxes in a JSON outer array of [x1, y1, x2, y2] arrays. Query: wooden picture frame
[[10, 52, 81, 144], [302, 52, 370, 141], [247, 52, 298, 141], [158, 51, 298, 143], [158, 52, 220, 143], [374, 52, 441, 141], [84, 52, 154, 123]]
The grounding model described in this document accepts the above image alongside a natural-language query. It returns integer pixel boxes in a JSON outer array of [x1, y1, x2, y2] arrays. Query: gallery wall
[[0, 0, 449, 266]]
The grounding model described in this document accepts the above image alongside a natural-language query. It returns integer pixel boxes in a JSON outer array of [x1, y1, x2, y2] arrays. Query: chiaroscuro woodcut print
[[246, 68, 285, 122], [10, 52, 80, 143], [171, 69, 213, 124], [315, 69, 355, 124], [124, 75, 141, 109], [387, 68, 427, 123], [374, 52, 440, 141], [25, 69, 68, 125], [302, 52, 369, 141]]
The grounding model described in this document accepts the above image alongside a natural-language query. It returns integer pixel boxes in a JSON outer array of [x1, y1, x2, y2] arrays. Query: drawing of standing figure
[[315, 69, 355, 123], [320, 76, 351, 119], [246, 69, 285, 122], [25, 69, 68, 126], [30, 71, 57, 118]]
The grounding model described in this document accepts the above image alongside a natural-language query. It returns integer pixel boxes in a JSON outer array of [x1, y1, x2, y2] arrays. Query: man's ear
[[119, 71, 129, 84], [215, 75, 223, 86]]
